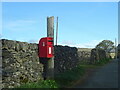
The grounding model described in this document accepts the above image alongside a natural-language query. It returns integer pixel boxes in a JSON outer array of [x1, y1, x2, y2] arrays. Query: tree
[[95, 40, 114, 53]]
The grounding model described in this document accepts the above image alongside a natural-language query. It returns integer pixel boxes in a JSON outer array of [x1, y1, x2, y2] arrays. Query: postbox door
[[39, 38, 47, 58], [39, 37, 53, 58]]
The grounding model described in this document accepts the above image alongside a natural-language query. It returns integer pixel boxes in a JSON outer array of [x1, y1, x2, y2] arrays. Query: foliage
[[95, 58, 112, 65], [54, 58, 112, 87], [54, 65, 85, 87], [16, 80, 59, 88], [95, 40, 114, 53], [15, 58, 112, 88], [16, 66, 85, 88]]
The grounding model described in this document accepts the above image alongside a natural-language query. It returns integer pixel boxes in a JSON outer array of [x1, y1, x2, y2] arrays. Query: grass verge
[[54, 65, 85, 88], [54, 58, 112, 88], [15, 79, 59, 88], [95, 58, 112, 65], [15, 58, 112, 88]]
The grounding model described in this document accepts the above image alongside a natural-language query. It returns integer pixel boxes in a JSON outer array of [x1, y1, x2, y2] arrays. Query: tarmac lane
[[74, 59, 118, 88]]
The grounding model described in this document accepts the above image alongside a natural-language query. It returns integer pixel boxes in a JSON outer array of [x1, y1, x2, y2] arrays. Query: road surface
[[74, 59, 118, 88]]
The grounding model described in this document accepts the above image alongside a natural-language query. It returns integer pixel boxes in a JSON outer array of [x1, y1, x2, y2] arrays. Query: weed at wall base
[[15, 80, 59, 88], [54, 65, 85, 87], [95, 58, 112, 65]]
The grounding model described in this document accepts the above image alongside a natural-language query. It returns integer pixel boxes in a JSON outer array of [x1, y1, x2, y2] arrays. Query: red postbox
[[39, 37, 54, 58]]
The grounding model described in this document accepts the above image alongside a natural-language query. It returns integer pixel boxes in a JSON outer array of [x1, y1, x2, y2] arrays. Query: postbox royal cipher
[[39, 37, 54, 58]]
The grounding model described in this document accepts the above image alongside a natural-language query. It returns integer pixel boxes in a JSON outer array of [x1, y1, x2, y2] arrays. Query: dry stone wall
[[2, 39, 80, 88], [77, 48, 92, 64], [1, 39, 109, 88], [77, 48, 108, 64], [2, 39, 43, 88], [54, 46, 79, 74], [90, 48, 108, 64]]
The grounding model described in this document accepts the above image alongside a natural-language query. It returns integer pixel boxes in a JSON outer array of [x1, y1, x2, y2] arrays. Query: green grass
[[15, 65, 85, 88], [95, 58, 112, 65], [15, 58, 112, 88], [80, 64, 98, 69], [54, 65, 85, 87], [15, 80, 59, 88]]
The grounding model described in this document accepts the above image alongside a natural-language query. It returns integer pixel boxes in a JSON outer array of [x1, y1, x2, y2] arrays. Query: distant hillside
[[77, 48, 93, 52]]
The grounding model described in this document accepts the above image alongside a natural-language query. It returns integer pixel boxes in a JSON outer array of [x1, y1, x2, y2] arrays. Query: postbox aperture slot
[[48, 40, 53, 42]]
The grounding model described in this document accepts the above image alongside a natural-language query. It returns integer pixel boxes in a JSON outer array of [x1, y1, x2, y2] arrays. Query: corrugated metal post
[[47, 16, 54, 79]]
